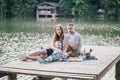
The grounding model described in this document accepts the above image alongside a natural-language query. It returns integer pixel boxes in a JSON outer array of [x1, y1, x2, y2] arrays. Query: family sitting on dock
[[19, 23, 97, 63]]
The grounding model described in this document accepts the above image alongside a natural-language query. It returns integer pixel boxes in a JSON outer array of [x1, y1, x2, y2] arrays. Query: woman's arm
[[63, 37, 68, 53]]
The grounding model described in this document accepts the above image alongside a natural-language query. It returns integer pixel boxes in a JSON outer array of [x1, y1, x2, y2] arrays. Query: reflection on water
[[0, 19, 55, 34]]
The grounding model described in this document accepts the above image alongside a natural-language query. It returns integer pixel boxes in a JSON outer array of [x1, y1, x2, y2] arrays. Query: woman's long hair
[[53, 24, 64, 42]]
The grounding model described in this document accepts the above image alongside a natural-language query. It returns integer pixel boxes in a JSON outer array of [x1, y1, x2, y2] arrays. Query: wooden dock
[[0, 45, 120, 80]]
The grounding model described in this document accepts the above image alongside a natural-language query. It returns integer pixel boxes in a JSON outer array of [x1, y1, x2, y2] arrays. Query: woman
[[19, 24, 68, 61], [51, 24, 68, 54]]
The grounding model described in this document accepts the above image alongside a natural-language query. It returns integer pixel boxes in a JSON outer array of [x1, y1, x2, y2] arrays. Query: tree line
[[0, 0, 120, 20]]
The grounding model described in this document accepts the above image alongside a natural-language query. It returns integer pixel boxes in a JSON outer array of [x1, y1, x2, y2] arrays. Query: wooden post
[[8, 74, 17, 80], [115, 60, 120, 80]]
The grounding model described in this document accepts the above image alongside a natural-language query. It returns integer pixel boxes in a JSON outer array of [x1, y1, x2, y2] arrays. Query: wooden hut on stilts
[[36, 2, 61, 22]]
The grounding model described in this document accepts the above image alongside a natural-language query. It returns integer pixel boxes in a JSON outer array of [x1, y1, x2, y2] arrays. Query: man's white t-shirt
[[66, 32, 82, 54]]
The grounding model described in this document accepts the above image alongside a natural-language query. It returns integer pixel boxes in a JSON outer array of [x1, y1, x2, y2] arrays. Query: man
[[66, 23, 82, 57]]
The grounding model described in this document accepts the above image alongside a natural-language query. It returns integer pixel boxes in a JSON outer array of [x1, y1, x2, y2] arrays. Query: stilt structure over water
[[36, 2, 61, 22]]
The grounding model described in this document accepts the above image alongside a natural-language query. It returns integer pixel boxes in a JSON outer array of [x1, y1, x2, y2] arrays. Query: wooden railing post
[[8, 74, 17, 80], [115, 60, 120, 80]]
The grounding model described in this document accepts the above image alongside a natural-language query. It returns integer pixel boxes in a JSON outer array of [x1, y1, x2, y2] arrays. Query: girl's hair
[[53, 24, 64, 42]]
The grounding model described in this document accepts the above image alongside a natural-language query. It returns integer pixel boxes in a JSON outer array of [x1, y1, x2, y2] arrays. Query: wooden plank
[[97, 55, 120, 80], [0, 66, 96, 80], [1, 54, 119, 75], [0, 45, 120, 80], [0, 60, 113, 74], [0, 56, 117, 79]]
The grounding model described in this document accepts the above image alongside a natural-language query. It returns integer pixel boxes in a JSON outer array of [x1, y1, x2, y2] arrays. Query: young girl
[[37, 41, 69, 63]]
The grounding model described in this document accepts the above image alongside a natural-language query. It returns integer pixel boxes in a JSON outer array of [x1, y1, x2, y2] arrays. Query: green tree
[[11, 0, 37, 19], [72, 0, 95, 17], [59, 0, 74, 16], [2, 0, 120, 20], [59, 0, 96, 17], [0, 0, 7, 19], [101, 0, 120, 20], [6, 0, 14, 18]]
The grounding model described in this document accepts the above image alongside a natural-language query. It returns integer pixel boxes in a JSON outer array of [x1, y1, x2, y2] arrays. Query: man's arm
[[68, 34, 81, 51], [68, 41, 78, 50]]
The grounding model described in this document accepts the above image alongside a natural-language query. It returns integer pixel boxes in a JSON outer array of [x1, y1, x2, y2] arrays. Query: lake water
[[0, 18, 120, 80]]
